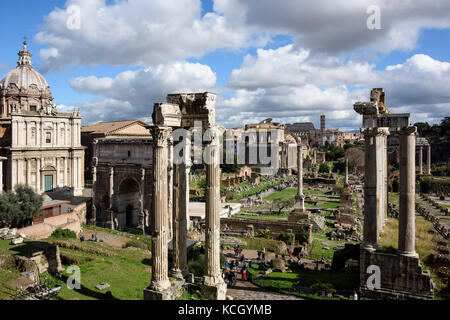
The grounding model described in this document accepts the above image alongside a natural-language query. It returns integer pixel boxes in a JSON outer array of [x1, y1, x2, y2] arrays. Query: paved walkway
[[223, 248, 303, 300]]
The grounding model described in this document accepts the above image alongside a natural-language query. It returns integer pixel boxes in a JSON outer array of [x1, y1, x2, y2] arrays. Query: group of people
[[80, 233, 98, 242], [223, 264, 248, 287], [234, 244, 243, 257]]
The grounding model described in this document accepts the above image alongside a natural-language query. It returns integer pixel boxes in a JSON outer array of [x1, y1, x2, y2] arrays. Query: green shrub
[[50, 228, 77, 239], [280, 232, 295, 245], [255, 228, 272, 239]]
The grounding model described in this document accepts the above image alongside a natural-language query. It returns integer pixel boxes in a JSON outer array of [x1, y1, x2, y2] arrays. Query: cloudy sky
[[1, 0, 449, 131]]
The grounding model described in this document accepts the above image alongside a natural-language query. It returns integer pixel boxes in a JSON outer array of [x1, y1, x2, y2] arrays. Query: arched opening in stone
[[117, 178, 140, 228]]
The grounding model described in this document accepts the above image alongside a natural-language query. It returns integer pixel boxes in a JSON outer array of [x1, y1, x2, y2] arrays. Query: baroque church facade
[[0, 41, 84, 196]]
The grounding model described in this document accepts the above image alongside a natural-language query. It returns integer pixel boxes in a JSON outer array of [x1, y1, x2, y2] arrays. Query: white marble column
[[64, 157, 67, 186], [11, 159, 17, 190], [0, 158, 5, 194], [149, 126, 171, 293], [109, 166, 115, 230], [427, 145, 431, 175], [36, 158, 41, 192], [56, 158, 60, 187], [419, 146, 423, 174], [27, 159, 31, 187], [171, 136, 191, 279], [294, 138, 305, 211], [398, 126, 418, 257], [203, 126, 227, 299], [139, 168, 146, 234], [92, 165, 97, 225], [361, 127, 389, 251], [168, 138, 174, 241]]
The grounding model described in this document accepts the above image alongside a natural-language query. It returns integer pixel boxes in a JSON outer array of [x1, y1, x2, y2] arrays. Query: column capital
[[151, 126, 172, 148], [362, 127, 390, 137], [399, 126, 417, 136]]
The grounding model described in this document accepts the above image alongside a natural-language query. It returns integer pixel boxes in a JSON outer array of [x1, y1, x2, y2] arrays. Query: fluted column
[[361, 127, 389, 251], [109, 166, 115, 230], [419, 146, 423, 174], [36, 158, 41, 193], [344, 158, 349, 185], [172, 136, 191, 279], [203, 126, 226, 296], [92, 165, 97, 225], [149, 126, 171, 293], [427, 145, 431, 175], [63, 157, 67, 186], [398, 127, 418, 257], [295, 138, 305, 211], [0, 158, 4, 194], [167, 138, 174, 241], [139, 168, 145, 234]]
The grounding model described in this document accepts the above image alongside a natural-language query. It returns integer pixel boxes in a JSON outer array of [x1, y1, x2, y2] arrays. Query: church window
[[46, 132, 52, 144]]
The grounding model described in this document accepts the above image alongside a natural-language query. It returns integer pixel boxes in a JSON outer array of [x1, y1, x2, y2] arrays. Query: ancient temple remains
[[354, 88, 434, 300], [143, 93, 227, 300]]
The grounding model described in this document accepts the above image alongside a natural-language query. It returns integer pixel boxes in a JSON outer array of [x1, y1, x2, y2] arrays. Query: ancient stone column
[[419, 146, 423, 174], [398, 126, 418, 257], [202, 126, 227, 300], [344, 158, 349, 185], [0, 157, 5, 195], [427, 145, 431, 175], [171, 137, 191, 280], [168, 138, 174, 241], [109, 166, 115, 230], [139, 168, 146, 234], [295, 138, 305, 211], [92, 165, 97, 225], [361, 127, 389, 251], [145, 126, 172, 298]]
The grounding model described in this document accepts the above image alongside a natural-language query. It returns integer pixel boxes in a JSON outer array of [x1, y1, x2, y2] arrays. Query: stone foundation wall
[[221, 218, 312, 244], [360, 249, 434, 300]]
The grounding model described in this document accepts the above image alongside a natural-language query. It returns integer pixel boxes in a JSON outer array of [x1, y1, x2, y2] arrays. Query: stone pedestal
[[201, 282, 227, 300], [398, 127, 418, 257]]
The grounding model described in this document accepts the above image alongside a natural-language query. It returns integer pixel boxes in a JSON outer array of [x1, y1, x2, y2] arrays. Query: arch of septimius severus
[[354, 88, 434, 300], [143, 92, 226, 300]]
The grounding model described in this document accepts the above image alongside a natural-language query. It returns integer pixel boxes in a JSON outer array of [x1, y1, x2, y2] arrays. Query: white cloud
[[215, 0, 450, 55], [219, 45, 450, 128], [70, 61, 217, 124], [35, 0, 255, 71]]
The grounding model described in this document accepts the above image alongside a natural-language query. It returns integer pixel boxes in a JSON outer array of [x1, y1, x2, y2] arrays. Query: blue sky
[[1, 0, 449, 130]]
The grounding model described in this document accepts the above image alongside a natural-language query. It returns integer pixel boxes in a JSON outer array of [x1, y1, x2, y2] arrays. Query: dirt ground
[[79, 229, 130, 249]]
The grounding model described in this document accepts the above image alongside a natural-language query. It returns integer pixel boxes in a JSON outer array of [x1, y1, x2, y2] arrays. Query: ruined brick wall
[[221, 218, 312, 244]]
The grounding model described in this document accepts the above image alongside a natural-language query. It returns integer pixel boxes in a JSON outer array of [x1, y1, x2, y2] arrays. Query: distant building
[[81, 120, 152, 180], [0, 41, 84, 195]]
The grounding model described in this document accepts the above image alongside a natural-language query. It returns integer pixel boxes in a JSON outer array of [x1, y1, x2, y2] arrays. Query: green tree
[[0, 184, 44, 227], [319, 163, 330, 173]]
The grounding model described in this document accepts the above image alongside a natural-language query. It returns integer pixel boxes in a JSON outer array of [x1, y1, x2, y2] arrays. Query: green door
[[44, 175, 53, 192]]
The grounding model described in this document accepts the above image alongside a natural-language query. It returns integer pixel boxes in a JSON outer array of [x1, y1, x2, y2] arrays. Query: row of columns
[[417, 145, 432, 175], [362, 126, 417, 257], [148, 125, 225, 299]]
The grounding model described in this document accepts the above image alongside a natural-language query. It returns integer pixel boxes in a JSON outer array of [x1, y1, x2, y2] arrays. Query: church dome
[[0, 41, 50, 94]]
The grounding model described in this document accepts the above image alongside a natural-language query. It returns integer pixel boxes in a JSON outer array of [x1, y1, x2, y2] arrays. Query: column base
[[397, 250, 419, 258], [200, 281, 227, 300], [170, 268, 184, 280], [143, 279, 184, 300], [143, 286, 173, 300]]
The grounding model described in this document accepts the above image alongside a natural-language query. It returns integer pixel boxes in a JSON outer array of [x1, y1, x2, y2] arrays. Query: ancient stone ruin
[[143, 92, 226, 300], [354, 88, 434, 300]]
